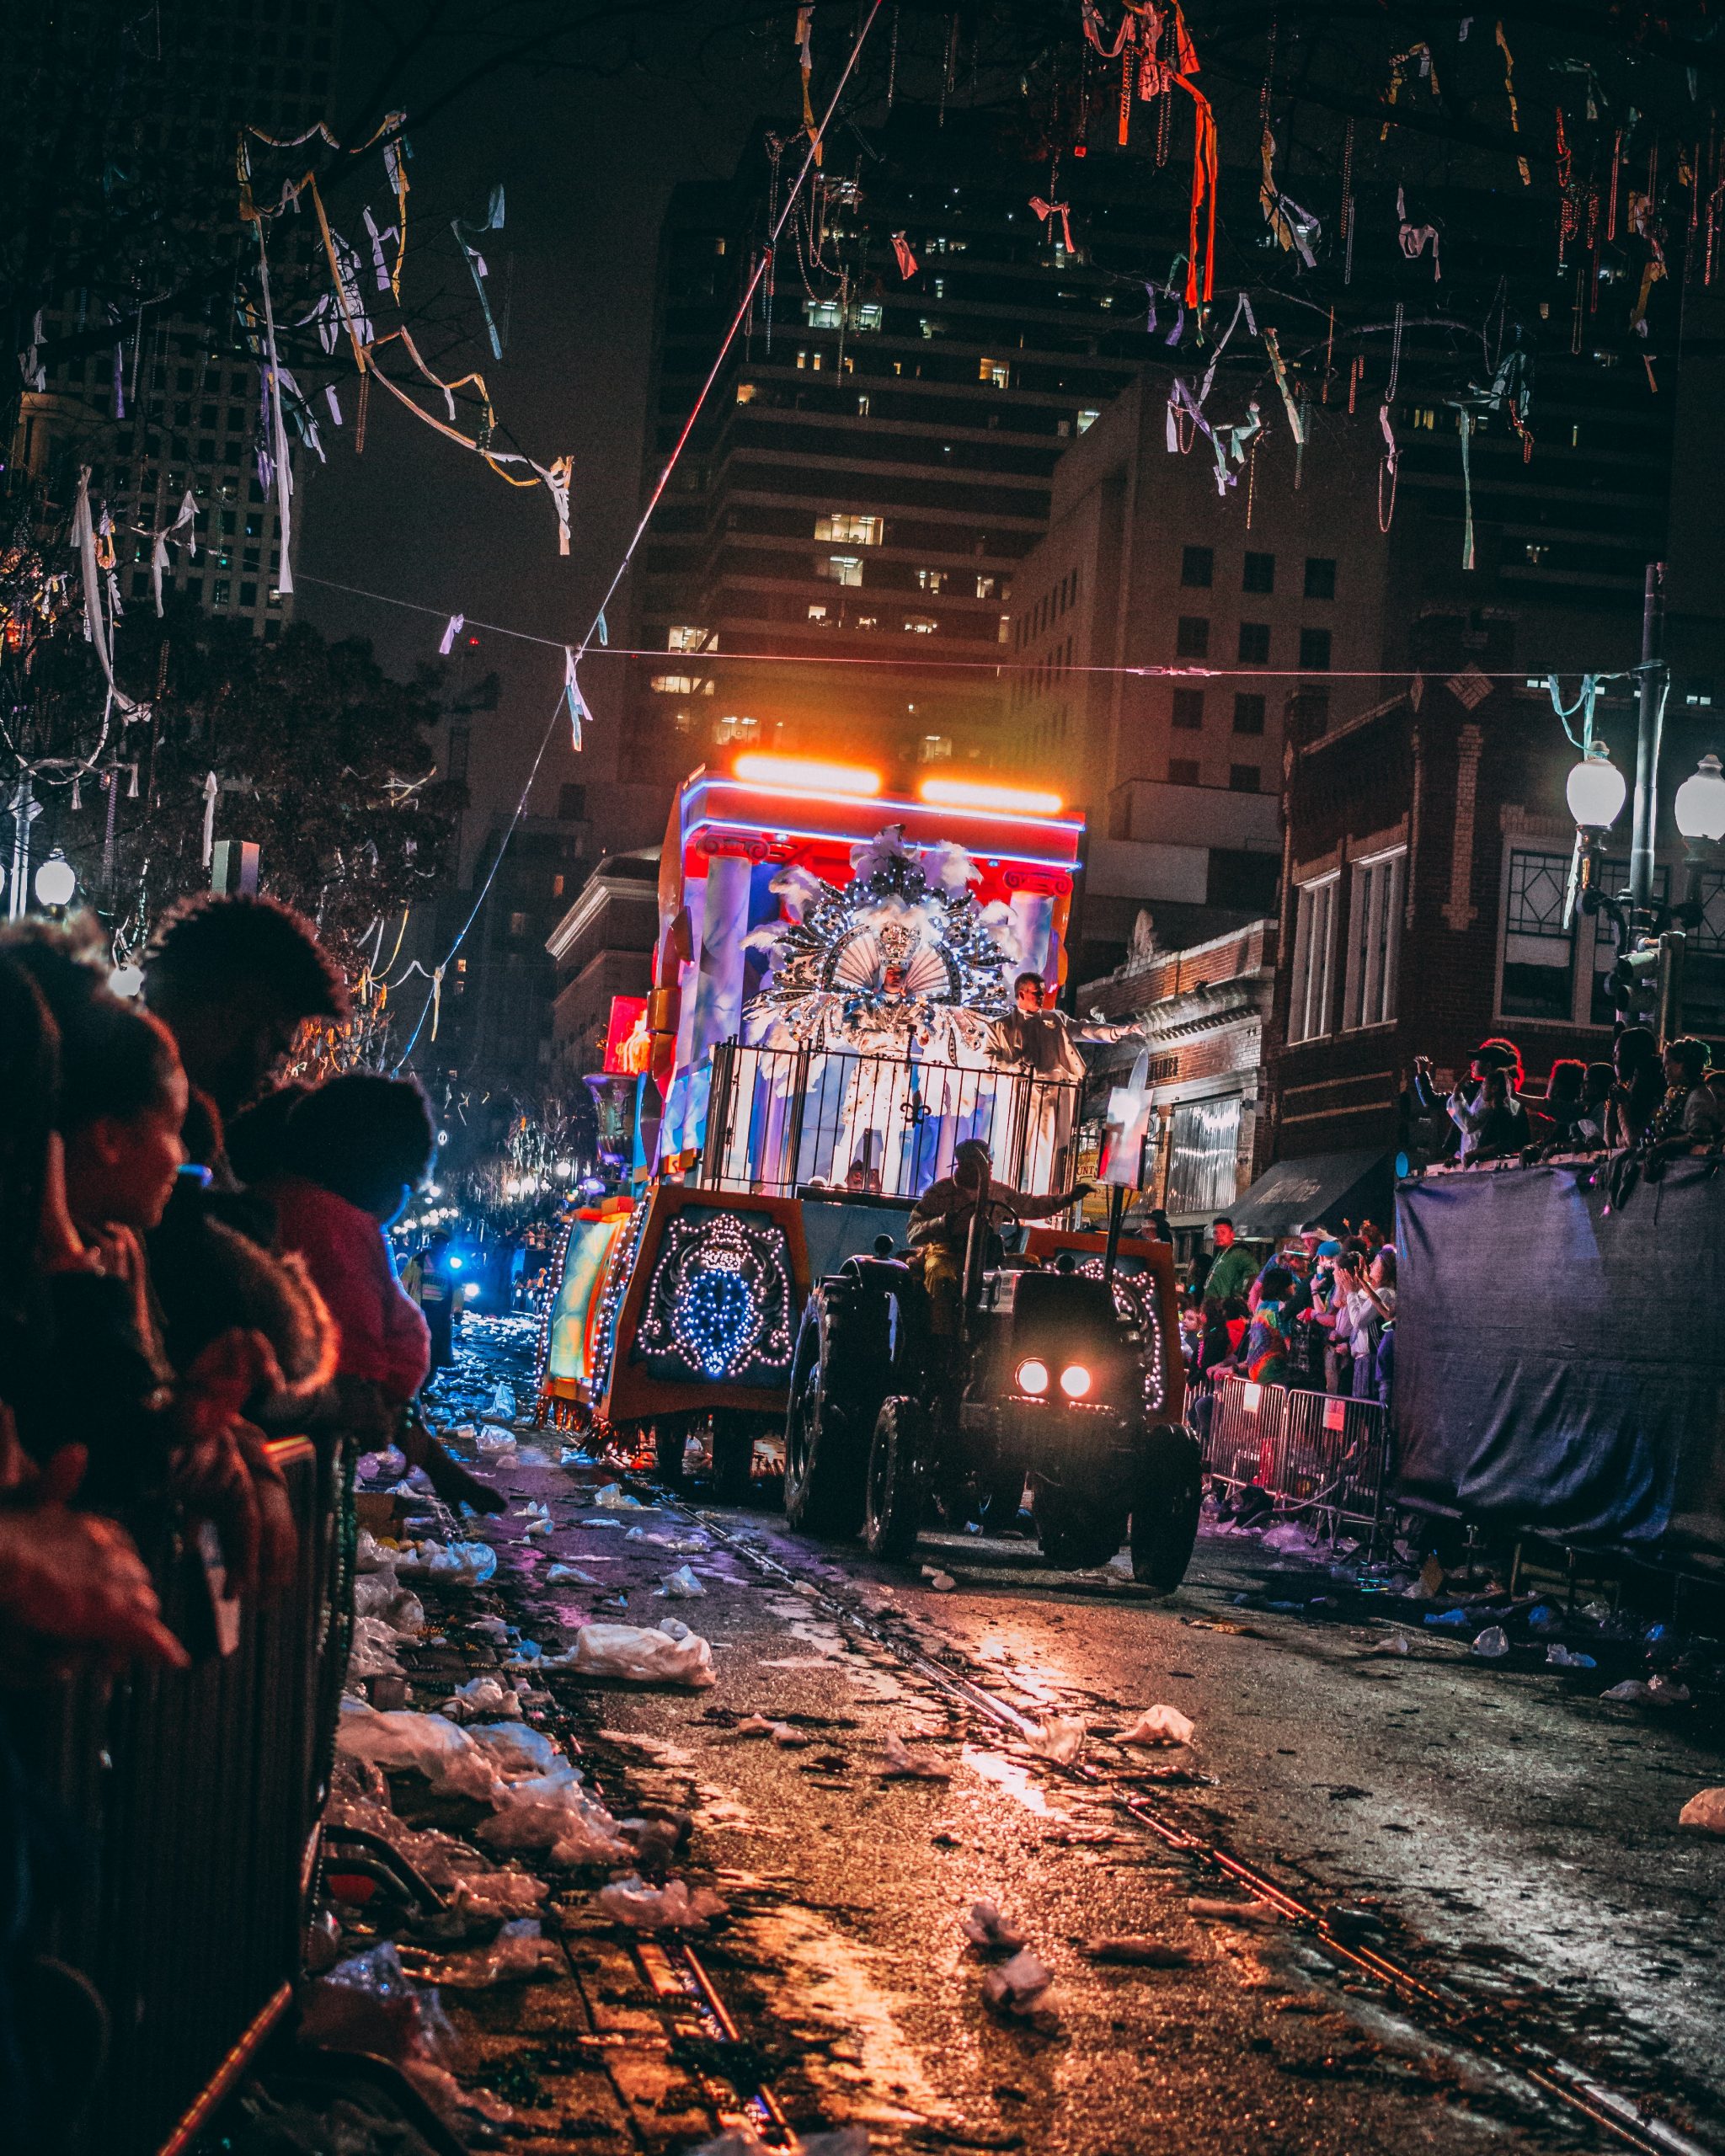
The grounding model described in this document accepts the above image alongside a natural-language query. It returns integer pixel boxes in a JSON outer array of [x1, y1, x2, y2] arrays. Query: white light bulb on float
[[109, 963, 144, 998], [1565, 746, 1626, 833], [34, 849, 77, 909], [1674, 754, 1725, 843]]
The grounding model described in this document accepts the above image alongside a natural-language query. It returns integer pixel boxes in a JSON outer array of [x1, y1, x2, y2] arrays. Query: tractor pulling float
[[535, 755, 1201, 1588]]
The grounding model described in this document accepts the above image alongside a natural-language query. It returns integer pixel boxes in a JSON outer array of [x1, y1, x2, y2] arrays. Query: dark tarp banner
[[1396, 1160, 1725, 1565]]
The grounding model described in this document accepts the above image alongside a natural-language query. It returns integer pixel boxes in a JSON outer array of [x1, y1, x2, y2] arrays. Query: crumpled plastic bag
[[547, 1562, 603, 1586], [300, 1941, 460, 2069], [657, 1564, 706, 1599], [440, 1675, 522, 1723], [490, 1382, 516, 1420], [337, 1699, 501, 1801], [357, 1445, 409, 1485], [981, 1947, 1055, 2017], [478, 1765, 631, 1865], [1472, 1626, 1510, 1659], [353, 1573, 426, 1635], [572, 1620, 716, 1689], [403, 2060, 515, 2129], [879, 1732, 950, 1780], [737, 1716, 809, 1747], [960, 1898, 1025, 1951], [1602, 1676, 1691, 1706], [355, 1529, 399, 1577], [1258, 1522, 1317, 1553], [1024, 1716, 1086, 1765], [514, 1500, 553, 1536], [409, 1918, 560, 1988], [395, 1538, 498, 1586], [1546, 1644, 1597, 1668], [1118, 1705, 1194, 1748], [468, 1721, 565, 1779], [595, 1873, 729, 1931], [591, 1483, 645, 1509], [1526, 1602, 1564, 1635], [1680, 1787, 1725, 1833], [1367, 1634, 1413, 1657], [349, 1614, 408, 1678]]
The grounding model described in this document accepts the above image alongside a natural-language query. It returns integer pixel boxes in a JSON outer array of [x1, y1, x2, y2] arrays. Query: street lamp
[[1674, 753, 1725, 845], [34, 848, 77, 912], [1565, 744, 1627, 835]]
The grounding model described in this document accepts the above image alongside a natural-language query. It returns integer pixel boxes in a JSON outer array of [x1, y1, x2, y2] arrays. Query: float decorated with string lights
[[535, 753, 1187, 1545]]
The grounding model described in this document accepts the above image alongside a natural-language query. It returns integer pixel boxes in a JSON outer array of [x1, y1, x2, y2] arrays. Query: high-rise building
[[9, 0, 343, 639], [631, 107, 1197, 782]]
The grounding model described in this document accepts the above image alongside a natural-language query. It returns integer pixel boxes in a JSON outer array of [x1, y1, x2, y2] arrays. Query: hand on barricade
[[0, 1412, 189, 1675]]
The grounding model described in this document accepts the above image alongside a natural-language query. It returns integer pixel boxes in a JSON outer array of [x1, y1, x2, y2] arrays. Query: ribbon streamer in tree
[[362, 206, 398, 294], [1457, 407, 1477, 569], [254, 221, 296, 595], [1495, 24, 1534, 187], [1379, 302, 1405, 533], [1030, 196, 1074, 253], [201, 770, 220, 868], [451, 184, 507, 360], [143, 489, 200, 617], [1263, 328, 1305, 447], [71, 470, 143, 718], [439, 613, 465, 656], [891, 231, 918, 279], [1258, 127, 1320, 268]]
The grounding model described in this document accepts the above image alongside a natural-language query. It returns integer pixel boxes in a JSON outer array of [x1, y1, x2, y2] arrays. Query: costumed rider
[[992, 973, 1145, 1189], [909, 1139, 1092, 1338]]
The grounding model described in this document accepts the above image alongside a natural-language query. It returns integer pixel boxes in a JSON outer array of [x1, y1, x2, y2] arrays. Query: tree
[[15, 600, 465, 974]]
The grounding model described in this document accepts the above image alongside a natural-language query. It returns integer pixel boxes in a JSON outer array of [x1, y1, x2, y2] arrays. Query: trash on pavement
[[879, 1732, 952, 1780], [1024, 1716, 1087, 1765], [1118, 1705, 1195, 1748], [348, 1614, 407, 1678], [595, 1873, 729, 1930], [686, 2127, 868, 2156], [960, 1898, 1026, 1951], [439, 1675, 522, 1722], [1679, 1788, 1725, 1833], [1367, 1634, 1413, 1657], [1526, 1603, 1564, 1635], [299, 1940, 458, 2069], [513, 1500, 553, 1536], [394, 1539, 499, 1586], [591, 1482, 646, 1509], [657, 1564, 706, 1599], [1471, 1626, 1510, 1658], [490, 1382, 517, 1419], [467, 1721, 566, 1778], [921, 1567, 956, 1592], [1546, 1644, 1597, 1668], [546, 1562, 604, 1585], [405, 1918, 561, 1988], [478, 1764, 632, 1865], [352, 1575, 426, 1634], [336, 1700, 502, 1801], [980, 1946, 1055, 2017], [571, 1619, 717, 1688], [1602, 1676, 1691, 1706], [736, 1716, 809, 1746], [477, 1426, 518, 1457], [1081, 1937, 1199, 1967]]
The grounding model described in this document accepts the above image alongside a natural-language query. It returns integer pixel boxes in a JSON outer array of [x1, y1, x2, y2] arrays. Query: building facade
[[547, 852, 660, 1091], [1081, 916, 1277, 1238]]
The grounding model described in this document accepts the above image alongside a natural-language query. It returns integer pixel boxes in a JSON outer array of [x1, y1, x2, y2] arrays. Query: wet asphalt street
[[388, 1322, 1725, 2156]]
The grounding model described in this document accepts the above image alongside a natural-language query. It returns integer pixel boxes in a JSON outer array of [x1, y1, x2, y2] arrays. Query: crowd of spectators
[[1182, 1214, 1397, 1420], [0, 895, 487, 2143]]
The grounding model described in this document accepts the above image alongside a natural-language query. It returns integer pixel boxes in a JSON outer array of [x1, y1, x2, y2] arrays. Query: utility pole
[[1629, 560, 1668, 926]]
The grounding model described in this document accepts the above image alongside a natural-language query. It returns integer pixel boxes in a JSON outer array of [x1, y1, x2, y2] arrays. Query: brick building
[[1081, 915, 1276, 1243], [1247, 637, 1725, 1234]]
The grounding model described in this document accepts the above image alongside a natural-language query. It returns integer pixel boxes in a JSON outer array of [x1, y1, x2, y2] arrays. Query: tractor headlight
[[1059, 1363, 1092, 1401], [1015, 1358, 1049, 1396]]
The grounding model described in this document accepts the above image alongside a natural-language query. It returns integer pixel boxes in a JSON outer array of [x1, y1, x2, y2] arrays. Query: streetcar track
[[660, 1494, 1717, 2156]]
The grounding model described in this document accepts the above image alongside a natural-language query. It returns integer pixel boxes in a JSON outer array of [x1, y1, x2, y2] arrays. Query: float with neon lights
[[535, 755, 1186, 1555]]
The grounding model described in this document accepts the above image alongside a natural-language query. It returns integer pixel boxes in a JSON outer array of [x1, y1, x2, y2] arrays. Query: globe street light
[[1674, 753, 1725, 845], [1565, 745, 1627, 833], [34, 848, 77, 912]]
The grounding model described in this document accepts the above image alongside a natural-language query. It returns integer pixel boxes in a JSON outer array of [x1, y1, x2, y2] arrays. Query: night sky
[[297, 26, 775, 872]]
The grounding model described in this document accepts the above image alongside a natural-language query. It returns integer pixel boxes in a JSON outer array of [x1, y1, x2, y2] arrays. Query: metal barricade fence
[[1197, 1372, 1391, 1543], [700, 1040, 1080, 1200], [42, 1436, 336, 2156]]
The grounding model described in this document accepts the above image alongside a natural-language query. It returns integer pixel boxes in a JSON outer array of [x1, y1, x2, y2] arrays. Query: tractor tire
[[864, 1397, 926, 1561], [711, 1410, 756, 1506], [1031, 1481, 1126, 1572], [1129, 1424, 1204, 1592], [783, 1284, 877, 1538]]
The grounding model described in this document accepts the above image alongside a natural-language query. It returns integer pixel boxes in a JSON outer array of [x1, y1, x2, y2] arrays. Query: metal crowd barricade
[[700, 1039, 1079, 1200], [43, 1435, 336, 2156], [1199, 1372, 1391, 1545]]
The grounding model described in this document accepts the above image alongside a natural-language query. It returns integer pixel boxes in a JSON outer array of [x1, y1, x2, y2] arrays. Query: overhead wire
[[387, 0, 889, 1074]]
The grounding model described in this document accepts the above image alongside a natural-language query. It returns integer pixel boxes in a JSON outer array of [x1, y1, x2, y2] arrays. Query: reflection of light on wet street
[[960, 1745, 1072, 1819]]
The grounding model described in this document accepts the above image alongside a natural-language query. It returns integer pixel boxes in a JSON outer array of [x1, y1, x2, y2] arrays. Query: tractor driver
[[908, 1139, 1092, 1337]]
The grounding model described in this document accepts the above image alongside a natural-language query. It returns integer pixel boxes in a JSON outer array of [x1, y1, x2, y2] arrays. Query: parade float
[[536, 755, 1179, 1497]]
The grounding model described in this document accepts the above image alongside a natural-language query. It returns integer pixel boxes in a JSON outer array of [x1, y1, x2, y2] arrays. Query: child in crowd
[[261, 1075, 503, 1513]]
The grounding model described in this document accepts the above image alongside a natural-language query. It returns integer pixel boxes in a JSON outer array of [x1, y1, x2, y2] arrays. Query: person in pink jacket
[[261, 1074, 499, 1512]]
